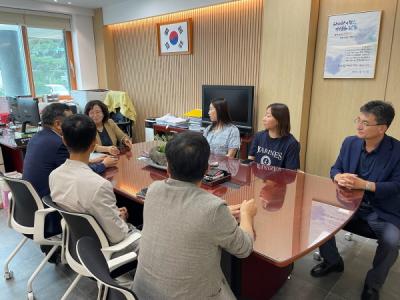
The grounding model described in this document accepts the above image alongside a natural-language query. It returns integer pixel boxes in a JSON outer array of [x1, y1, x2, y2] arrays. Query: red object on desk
[[0, 112, 9, 124]]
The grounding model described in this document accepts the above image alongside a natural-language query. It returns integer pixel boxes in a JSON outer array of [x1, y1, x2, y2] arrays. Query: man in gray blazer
[[132, 131, 257, 299]]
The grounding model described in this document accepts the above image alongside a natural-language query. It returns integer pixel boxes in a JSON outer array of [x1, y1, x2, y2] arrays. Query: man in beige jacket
[[132, 131, 257, 299]]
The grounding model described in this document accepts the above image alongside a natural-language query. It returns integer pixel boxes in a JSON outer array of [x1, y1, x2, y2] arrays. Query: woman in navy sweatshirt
[[248, 103, 300, 170]]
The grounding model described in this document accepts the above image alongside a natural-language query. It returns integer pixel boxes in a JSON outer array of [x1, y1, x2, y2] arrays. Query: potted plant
[[149, 134, 172, 166]]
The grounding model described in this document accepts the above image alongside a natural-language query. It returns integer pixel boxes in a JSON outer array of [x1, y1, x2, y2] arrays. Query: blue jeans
[[318, 206, 400, 290]]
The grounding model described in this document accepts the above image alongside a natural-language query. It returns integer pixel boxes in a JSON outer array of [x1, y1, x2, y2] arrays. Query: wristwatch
[[365, 181, 373, 192]]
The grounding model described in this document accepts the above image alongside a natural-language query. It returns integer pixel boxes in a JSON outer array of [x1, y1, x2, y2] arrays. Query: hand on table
[[334, 173, 366, 190], [240, 198, 257, 218], [107, 146, 120, 156], [102, 155, 119, 168], [229, 204, 241, 219], [122, 138, 133, 150]]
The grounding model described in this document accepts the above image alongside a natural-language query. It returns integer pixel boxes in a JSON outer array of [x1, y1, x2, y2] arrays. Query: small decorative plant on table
[[149, 134, 173, 167]]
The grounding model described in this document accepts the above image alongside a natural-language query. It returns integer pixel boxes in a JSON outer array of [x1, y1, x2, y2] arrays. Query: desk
[[0, 132, 26, 173], [152, 124, 252, 159], [107, 142, 363, 299]]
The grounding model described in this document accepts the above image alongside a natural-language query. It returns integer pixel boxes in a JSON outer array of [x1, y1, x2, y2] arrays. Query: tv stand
[[152, 124, 253, 159]]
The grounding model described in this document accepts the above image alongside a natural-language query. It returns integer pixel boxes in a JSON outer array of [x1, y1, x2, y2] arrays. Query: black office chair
[[110, 109, 133, 138], [77, 237, 138, 300], [42, 195, 140, 300], [1, 175, 62, 300]]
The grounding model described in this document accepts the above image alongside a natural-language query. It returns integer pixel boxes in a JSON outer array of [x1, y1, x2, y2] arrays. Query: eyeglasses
[[354, 117, 384, 127]]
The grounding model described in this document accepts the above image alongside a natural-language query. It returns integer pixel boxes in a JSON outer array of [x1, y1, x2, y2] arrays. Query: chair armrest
[[101, 231, 141, 255], [107, 252, 137, 272], [60, 219, 67, 264], [33, 207, 59, 242], [7, 195, 12, 228]]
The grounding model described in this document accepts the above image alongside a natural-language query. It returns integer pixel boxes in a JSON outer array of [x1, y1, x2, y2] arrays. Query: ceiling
[[27, 0, 128, 9]]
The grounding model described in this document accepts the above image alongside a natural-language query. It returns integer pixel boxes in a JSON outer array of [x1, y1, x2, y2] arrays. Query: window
[[27, 27, 71, 96], [0, 24, 30, 96]]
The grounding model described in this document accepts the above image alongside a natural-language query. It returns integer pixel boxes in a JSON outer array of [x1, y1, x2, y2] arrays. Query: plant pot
[[149, 146, 167, 166]]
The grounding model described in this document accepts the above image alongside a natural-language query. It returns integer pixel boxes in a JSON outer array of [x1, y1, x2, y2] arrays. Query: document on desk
[[155, 113, 188, 126]]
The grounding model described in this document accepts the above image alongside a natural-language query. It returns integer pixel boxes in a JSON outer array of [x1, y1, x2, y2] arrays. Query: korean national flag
[[159, 21, 189, 53]]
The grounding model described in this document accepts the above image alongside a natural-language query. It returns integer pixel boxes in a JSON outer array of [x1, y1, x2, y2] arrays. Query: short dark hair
[[84, 100, 109, 123], [267, 103, 291, 136], [165, 131, 210, 182], [41, 103, 71, 127], [211, 98, 232, 128], [360, 100, 395, 127], [61, 114, 97, 153]]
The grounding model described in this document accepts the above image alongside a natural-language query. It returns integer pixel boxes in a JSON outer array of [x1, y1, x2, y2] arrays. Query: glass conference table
[[105, 141, 363, 299]]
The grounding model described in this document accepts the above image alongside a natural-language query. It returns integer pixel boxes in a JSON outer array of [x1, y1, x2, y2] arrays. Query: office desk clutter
[[155, 113, 188, 127]]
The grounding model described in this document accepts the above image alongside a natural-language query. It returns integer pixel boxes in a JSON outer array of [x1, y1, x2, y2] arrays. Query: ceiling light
[[67, 1, 72, 4], [54, 0, 58, 2]]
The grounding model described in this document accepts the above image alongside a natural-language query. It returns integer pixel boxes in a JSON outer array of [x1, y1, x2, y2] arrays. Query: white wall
[[102, 0, 234, 25], [0, 0, 99, 90], [71, 14, 98, 89], [0, 0, 93, 17]]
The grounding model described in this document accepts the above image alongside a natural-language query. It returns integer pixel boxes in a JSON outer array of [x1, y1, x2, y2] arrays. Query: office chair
[[1, 175, 62, 300], [77, 237, 138, 300], [42, 195, 140, 300], [110, 109, 133, 138]]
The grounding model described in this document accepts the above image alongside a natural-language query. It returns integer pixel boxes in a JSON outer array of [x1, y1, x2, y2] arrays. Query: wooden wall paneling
[[110, 0, 263, 142], [93, 8, 107, 88], [93, 8, 119, 90], [258, 0, 319, 170], [305, 0, 398, 176], [386, 1, 400, 140]]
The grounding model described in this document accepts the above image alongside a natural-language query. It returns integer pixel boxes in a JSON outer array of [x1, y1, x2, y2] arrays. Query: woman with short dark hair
[[248, 103, 300, 170], [84, 100, 132, 155], [203, 98, 240, 158]]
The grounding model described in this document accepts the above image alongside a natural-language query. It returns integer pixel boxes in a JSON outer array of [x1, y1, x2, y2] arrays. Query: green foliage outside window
[[28, 28, 70, 96]]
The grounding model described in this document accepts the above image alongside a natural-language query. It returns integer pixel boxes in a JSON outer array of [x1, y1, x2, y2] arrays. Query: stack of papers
[[156, 114, 188, 127], [188, 117, 203, 132]]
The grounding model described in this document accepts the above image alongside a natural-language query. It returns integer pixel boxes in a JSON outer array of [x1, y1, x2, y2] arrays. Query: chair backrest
[[1, 175, 43, 230], [42, 195, 109, 265], [77, 237, 137, 300]]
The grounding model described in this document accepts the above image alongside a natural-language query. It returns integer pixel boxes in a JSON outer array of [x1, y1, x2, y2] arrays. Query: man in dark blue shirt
[[310, 101, 400, 300], [23, 103, 118, 260], [23, 104, 117, 201]]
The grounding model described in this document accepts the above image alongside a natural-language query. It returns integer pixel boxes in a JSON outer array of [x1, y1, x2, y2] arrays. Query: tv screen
[[202, 85, 254, 133]]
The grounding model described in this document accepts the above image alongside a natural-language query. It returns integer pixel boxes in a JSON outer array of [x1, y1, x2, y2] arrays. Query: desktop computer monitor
[[6, 97, 19, 122], [15, 97, 41, 133]]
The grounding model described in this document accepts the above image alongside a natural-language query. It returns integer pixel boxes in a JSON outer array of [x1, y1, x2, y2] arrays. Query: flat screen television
[[202, 85, 254, 134]]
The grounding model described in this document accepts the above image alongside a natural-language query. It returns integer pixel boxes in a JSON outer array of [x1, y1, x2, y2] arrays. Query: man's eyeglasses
[[354, 117, 384, 127]]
